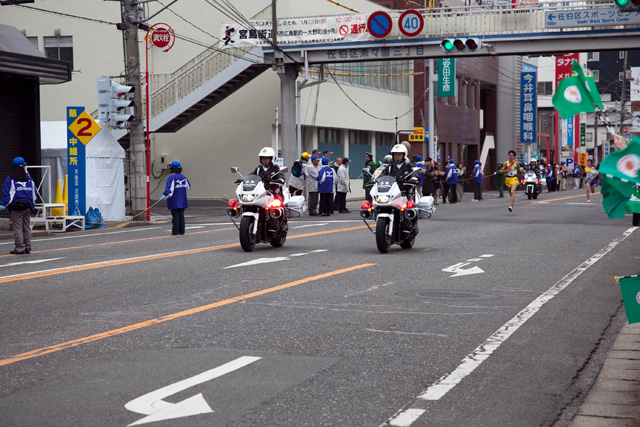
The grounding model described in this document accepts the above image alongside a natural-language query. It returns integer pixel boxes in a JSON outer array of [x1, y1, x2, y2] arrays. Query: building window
[[537, 81, 553, 96], [44, 35, 73, 69], [591, 70, 599, 82], [586, 132, 593, 143], [375, 132, 394, 160], [320, 60, 410, 94], [587, 52, 599, 61]]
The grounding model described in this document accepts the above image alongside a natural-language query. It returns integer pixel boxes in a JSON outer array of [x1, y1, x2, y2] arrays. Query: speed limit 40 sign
[[398, 10, 424, 37]]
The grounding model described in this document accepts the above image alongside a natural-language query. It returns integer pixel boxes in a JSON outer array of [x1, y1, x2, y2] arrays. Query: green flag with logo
[[600, 137, 640, 219], [571, 60, 603, 110], [552, 75, 595, 120], [620, 276, 640, 324]]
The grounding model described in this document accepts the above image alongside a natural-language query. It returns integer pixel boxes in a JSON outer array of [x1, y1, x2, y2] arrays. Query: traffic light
[[614, 0, 640, 10], [441, 38, 482, 53], [97, 77, 111, 122], [109, 82, 134, 128]]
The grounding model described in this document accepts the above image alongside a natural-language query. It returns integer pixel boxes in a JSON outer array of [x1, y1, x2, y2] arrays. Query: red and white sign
[[554, 53, 578, 89], [398, 10, 423, 37], [149, 24, 175, 52]]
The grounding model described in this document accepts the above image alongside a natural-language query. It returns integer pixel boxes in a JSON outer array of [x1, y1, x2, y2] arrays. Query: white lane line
[[184, 226, 204, 230], [388, 409, 426, 427], [0, 227, 161, 246], [310, 249, 329, 253], [290, 253, 308, 257], [0, 257, 65, 268], [480, 254, 494, 258], [292, 223, 328, 229], [466, 258, 482, 262], [566, 202, 594, 205], [385, 226, 637, 426], [420, 226, 636, 401], [224, 257, 290, 269]]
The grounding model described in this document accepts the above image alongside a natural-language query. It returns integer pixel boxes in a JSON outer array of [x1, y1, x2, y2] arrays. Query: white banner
[[220, 14, 374, 48]]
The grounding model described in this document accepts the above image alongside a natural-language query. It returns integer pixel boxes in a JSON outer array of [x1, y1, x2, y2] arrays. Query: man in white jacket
[[306, 155, 321, 216], [336, 157, 350, 213]]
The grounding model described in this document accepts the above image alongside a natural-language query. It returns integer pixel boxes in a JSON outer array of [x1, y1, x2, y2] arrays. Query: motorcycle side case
[[417, 196, 435, 218], [285, 195, 306, 218]]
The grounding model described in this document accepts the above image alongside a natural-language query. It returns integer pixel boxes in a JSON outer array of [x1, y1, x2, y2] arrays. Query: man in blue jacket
[[161, 161, 191, 235], [472, 160, 483, 201], [0, 157, 37, 254], [442, 159, 459, 204], [317, 157, 335, 216]]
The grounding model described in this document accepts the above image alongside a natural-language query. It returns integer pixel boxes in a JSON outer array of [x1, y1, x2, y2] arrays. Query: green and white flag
[[571, 60, 604, 110], [600, 137, 640, 219], [620, 276, 640, 324], [552, 75, 595, 120]]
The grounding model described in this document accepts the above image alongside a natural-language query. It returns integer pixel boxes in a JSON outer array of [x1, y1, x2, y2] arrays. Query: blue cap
[[321, 157, 329, 165], [12, 157, 26, 167], [170, 161, 181, 168], [322, 149, 332, 155], [311, 155, 319, 161], [474, 160, 479, 164], [416, 155, 422, 161], [342, 157, 349, 163], [449, 159, 455, 163]]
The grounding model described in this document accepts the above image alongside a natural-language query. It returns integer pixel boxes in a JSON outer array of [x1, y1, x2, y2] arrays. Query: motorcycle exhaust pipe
[[269, 207, 284, 219], [404, 208, 418, 220]]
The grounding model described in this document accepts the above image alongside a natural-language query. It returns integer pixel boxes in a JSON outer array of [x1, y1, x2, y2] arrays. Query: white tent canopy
[[40, 121, 126, 221]]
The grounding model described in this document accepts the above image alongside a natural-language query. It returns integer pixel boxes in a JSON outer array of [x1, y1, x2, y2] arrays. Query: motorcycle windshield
[[376, 176, 396, 193], [242, 174, 261, 192]]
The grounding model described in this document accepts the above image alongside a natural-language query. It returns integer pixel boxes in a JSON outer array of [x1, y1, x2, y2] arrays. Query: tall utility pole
[[120, 0, 146, 220]]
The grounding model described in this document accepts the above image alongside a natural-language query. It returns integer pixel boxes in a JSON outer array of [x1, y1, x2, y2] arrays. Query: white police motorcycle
[[227, 167, 305, 252], [522, 167, 542, 200], [360, 168, 436, 254]]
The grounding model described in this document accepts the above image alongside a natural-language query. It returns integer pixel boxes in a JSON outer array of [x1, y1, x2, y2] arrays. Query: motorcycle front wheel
[[239, 216, 257, 252], [633, 213, 640, 227], [376, 217, 392, 254]]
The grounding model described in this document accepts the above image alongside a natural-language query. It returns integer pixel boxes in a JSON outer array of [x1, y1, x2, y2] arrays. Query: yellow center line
[[0, 263, 375, 367], [532, 191, 601, 204], [0, 225, 370, 284]]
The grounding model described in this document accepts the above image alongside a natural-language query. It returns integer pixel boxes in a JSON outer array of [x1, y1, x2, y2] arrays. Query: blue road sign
[[367, 11, 392, 38]]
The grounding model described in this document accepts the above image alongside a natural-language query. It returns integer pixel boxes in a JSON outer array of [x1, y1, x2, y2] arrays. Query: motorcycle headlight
[[377, 195, 390, 204], [241, 194, 255, 202]]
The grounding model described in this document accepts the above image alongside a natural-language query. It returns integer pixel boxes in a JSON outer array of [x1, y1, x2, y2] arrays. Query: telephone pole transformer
[[120, 0, 146, 220]]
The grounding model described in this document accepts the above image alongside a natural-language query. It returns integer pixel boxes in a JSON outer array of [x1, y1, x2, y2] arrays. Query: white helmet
[[383, 155, 393, 164], [259, 147, 275, 159], [390, 144, 408, 156]]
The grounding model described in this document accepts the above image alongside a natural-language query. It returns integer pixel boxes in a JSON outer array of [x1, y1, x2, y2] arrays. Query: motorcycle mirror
[[231, 167, 239, 174], [279, 166, 288, 173], [362, 168, 371, 176]]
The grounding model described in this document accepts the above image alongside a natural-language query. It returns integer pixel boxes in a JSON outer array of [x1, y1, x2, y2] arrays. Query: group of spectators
[[288, 149, 352, 216]]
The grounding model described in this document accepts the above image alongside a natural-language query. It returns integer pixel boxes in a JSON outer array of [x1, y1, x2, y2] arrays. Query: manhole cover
[[416, 291, 497, 300]]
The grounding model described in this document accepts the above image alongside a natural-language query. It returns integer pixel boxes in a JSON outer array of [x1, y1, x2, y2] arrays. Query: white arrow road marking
[[441, 262, 484, 277], [0, 257, 65, 268], [291, 223, 328, 228], [466, 258, 482, 262], [125, 356, 261, 426], [224, 257, 291, 269]]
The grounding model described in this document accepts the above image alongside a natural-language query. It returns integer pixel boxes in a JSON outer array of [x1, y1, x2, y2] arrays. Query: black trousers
[[336, 191, 347, 211], [474, 183, 483, 200], [443, 183, 457, 203], [171, 208, 186, 235], [319, 193, 333, 215], [308, 191, 319, 213]]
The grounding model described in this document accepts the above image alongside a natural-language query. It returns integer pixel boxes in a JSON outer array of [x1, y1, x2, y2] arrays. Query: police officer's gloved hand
[[0, 205, 4, 210], [160, 195, 167, 200]]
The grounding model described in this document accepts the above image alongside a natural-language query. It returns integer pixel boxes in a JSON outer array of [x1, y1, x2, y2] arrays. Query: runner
[[500, 150, 523, 212], [584, 158, 598, 203]]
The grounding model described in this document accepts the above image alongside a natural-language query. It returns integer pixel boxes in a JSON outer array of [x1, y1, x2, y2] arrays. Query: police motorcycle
[[226, 156, 305, 252], [360, 146, 436, 254], [521, 165, 542, 200]]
